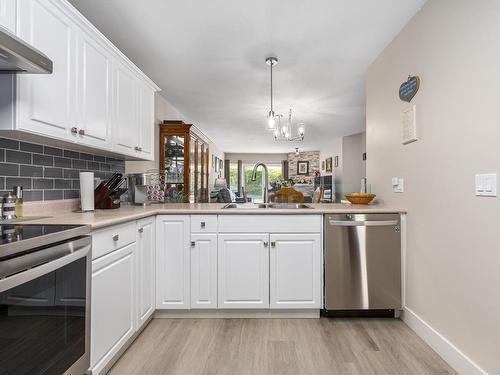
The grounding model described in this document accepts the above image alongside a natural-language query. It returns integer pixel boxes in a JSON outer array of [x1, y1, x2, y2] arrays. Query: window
[[229, 161, 239, 193], [242, 162, 283, 203]]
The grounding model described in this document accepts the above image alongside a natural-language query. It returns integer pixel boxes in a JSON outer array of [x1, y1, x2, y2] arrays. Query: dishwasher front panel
[[324, 213, 401, 311]]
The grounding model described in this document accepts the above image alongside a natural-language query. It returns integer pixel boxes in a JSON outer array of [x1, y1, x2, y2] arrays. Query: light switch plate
[[392, 177, 404, 193], [475, 173, 497, 197]]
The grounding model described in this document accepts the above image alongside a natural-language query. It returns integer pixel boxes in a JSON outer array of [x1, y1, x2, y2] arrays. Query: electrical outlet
[[475, 174, 497, 197], [392, 177, 404, 193]]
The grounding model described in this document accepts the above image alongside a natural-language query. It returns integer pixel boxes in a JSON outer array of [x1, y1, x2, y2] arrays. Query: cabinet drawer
[[190, 215, 217, 233], [92, 222, 136, 259]]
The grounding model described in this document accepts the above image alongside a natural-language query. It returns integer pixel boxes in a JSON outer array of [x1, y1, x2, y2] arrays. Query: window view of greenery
[[243, 164, 282, 203], [229, 162, 238, 192]]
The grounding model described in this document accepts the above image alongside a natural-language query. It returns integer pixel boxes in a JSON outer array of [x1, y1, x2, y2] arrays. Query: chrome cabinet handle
[[71, 127, 78, 134], [78, 128, 85, 136], [271, 242, 276, 248], [190, 241, 196, 248], [138, 227, 144, 233], [112, 234, 119, 241], [264, 241, 269, 247], [200, 222, 206, 229], [134, 146, 140, 151], [138, 147, 143, 152]]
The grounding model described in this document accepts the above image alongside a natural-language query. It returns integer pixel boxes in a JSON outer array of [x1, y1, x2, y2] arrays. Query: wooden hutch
[[159, 121, 209, 203]]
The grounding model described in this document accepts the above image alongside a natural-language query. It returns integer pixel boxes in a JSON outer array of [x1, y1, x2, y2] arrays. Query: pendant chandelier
[[265, 56, 305, 142]]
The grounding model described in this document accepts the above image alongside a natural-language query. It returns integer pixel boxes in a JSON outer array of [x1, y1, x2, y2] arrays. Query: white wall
[[224, 153, 288, 163], [319, 132, 366, 200], [126, 94, 225, 188], [366, 0, 499, 372]]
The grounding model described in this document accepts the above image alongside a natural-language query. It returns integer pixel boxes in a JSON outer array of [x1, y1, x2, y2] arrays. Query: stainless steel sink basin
[[222, 203, 268, 209], [267, 203, 312, 209], [222, 203, 311, 209]]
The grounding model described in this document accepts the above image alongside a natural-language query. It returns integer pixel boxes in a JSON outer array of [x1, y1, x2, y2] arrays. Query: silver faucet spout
[[251, 162, 269, 203]]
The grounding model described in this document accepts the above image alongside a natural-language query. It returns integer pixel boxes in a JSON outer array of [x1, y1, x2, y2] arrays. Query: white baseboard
[[154, 309, 320, 319], [401, 307, 486, 375]]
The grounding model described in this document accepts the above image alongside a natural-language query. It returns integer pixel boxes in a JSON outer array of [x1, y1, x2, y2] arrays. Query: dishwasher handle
[[328, 219, 399, 227]]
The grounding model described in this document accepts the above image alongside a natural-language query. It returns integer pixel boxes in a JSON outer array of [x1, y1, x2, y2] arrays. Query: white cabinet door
[[91, 243, 135, 375], [218, 233, 269, 309], [136, 217, 155, 326], [137, 81, 155, 160], [76, 31, 111, 149], [113, 62, 137, 156], [269, 233, 321, 309], [0, 0, 16, 33], [17, 0, 76, 139], [156, 215, 190, 309], [190, 233, 217, 309]]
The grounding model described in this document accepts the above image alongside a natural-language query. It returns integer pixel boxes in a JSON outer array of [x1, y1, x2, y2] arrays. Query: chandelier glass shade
[[265, 56, 305, 142]]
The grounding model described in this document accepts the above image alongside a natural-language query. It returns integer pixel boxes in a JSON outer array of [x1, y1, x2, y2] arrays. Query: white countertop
[[15, 202, 406, 230]]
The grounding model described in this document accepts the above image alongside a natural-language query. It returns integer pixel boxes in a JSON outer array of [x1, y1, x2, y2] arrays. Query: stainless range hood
[[0, 27, 52, 74]]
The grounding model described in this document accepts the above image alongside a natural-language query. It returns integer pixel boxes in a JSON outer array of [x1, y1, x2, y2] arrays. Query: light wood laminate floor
[[108, 318, 456, 375]]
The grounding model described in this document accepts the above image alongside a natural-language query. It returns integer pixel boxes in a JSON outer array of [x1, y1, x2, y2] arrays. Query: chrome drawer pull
[[112, 234, 119, 241]]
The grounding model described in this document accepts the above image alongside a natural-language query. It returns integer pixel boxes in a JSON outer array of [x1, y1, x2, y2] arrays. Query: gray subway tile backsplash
[[0, 137, 126, 202]]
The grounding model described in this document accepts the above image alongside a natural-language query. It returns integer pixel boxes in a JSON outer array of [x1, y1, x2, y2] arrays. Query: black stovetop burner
[[0, 224, 84, 246]]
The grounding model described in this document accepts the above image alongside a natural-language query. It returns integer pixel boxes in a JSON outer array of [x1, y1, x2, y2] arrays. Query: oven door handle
[[0, 238, 91, 293]]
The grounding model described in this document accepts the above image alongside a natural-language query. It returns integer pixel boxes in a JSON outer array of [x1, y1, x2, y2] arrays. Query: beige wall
[[126, 94, 225, 189], [366, 0, 499, 372], [224, 153, 288, 163]]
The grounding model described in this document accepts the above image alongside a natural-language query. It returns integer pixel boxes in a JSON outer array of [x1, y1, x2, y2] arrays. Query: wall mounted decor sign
[[321, 160, 325, 171], [325, 157, 332, 173], [214, 156, 220, 172], [297, 161, 309, 175], [334, 156, 339, 168], [399, 75, 420, 102]]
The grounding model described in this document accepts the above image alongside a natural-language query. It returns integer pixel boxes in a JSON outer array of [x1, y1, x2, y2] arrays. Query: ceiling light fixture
[[264, 56, 305, 142], [265, 56, 278, 131]]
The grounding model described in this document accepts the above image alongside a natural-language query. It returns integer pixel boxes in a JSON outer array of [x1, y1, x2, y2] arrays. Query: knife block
[[94, 183, 121, 209]]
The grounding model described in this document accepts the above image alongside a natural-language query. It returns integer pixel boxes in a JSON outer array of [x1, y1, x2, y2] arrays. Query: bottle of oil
[[14, 186, 23, 218]]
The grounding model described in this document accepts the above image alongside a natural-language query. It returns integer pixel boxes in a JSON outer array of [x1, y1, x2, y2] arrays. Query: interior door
[[190, 233, 217, 309], [0, 0, 16, 33], [17, 0, 76, 139], [113, 61, 137, 156], [218, 233, 269, 308], [269, 233, 321, 308], [76, 32, 111, 149]]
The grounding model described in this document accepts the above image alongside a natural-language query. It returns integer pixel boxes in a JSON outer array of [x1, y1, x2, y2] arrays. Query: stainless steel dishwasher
[[324, 213, 402, 316]]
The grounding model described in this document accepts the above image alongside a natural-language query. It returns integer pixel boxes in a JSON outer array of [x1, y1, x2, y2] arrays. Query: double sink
[[223, 203, 312, 210]]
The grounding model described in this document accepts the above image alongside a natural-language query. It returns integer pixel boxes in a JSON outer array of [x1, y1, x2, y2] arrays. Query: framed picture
[[297, 161, 309, 175], [321, 160, 325, 171], [214, 156, 219, 173], [325, 157, 332, 173], [334, 156, 339, 168], [219, 159, 224, 172]]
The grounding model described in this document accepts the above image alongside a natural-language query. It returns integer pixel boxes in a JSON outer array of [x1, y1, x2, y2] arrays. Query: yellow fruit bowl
[[345, 193, 376, 205]]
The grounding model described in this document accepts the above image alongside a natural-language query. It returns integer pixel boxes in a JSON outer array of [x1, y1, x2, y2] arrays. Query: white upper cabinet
[[137, 81, 155, 159], [0, 0, 16, 33], [269, 233, 322, 309], [0, 0, 159, 160], [16, 0, 76, 138], [156, 215, 190, 309], [75, 30, 112, 149], [218, 233, 270, 309], [112, 61, 137, 156]]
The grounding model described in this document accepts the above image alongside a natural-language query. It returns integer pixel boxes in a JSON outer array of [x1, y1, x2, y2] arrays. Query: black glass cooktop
[[0, 224, 83, 246]]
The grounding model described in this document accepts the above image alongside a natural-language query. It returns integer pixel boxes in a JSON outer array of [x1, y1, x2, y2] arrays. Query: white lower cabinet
[[136, 217, 156, 326], [190, 233, 217, 308], [218, 233, 270, 309], [91, 242, 135, 375], [270, 233, 322, 308], [156, 215, 190, 309]]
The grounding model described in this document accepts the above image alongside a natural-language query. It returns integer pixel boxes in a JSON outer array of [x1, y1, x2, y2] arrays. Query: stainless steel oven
[[0, 224, 91, 375]]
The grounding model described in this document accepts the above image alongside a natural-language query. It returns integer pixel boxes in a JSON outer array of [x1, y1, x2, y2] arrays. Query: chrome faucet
[[251, 162, 269, 203]]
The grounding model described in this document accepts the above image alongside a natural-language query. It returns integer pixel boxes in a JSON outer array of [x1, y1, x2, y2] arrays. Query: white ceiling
[[69, 0, 426, 153]]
